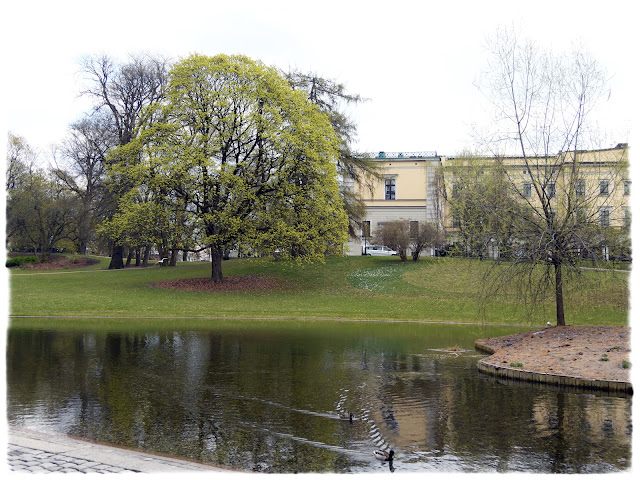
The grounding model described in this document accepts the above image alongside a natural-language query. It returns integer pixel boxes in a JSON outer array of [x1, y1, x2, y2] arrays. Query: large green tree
[[285, 71, 380, 237], [80, 53, 169, 268], [107, 54, 348, 282]]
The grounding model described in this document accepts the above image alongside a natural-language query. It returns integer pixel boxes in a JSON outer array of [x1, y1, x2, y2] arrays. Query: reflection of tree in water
[[6, 328, 633, 473]]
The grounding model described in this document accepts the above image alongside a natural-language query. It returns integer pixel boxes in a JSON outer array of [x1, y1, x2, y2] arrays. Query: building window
[[452, 216, 461, 228], [545, 182, 556, 199], [522, 182, 532, 198], [624, 180, 631, 196], [599, 208, 610, 227], [362, 220, 371, 238], [384, 178, 396, 200], [599, 180, 609, 196], [575, 180, 585, 197]]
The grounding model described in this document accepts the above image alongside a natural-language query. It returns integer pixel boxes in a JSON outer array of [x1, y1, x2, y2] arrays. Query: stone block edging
[[476, 350, 633, 395]]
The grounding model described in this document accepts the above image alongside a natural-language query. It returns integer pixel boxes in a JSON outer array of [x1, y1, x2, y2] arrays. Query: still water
[[6, 321, 632, 473]]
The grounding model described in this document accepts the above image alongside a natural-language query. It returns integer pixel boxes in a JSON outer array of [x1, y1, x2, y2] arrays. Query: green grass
[[7, 255, 629, 327]]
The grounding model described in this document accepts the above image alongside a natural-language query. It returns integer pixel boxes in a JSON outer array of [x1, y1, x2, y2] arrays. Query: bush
[[6, 256, 39, 268]]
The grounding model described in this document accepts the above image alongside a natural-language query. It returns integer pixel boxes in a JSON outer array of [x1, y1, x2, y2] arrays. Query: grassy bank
[[7, 255, 629, 327]]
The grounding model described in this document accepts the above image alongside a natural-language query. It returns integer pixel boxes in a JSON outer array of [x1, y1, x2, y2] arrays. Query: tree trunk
[[170, 249, 178, 266], [142, 245, 151, 266], [109, 243, 124, 269], [125, 246, 134, 266], [554, 261, 566, 326], [211, 247, 224, 282], [135, 248, 141, 266]]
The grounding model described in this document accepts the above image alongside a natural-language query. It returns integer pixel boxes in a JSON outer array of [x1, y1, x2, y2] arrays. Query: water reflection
[[6, 322, 631, 473]]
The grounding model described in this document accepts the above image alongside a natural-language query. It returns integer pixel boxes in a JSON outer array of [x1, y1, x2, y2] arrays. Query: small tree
[[7, 165, 75, 259], [410, 221, 443, 261], [441, 154, 528, 259], [375, 220, 442, 262], [473, 27, 627, 326], [375, 221, 410, 261]]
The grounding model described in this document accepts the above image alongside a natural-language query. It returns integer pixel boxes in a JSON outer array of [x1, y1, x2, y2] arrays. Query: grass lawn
[[7, 255, 629, 328]]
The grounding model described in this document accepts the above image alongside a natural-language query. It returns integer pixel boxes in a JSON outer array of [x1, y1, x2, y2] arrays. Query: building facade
[[347, 151, 444, 255], [349, 145, 630, 258]]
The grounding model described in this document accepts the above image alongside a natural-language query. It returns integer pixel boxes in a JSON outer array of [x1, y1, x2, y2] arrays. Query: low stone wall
[[477, 357, 633, 395]]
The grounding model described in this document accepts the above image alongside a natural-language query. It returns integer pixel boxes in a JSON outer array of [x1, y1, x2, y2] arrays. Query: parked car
[[363, 245, 398, 256]]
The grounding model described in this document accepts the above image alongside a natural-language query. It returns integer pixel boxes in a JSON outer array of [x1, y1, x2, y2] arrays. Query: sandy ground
[[476, 326, 631, 382]]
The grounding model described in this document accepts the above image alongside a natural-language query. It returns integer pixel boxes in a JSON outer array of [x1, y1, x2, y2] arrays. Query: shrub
[[6, 256, 39, 268]]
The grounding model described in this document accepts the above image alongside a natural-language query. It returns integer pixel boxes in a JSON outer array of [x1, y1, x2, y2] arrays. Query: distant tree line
[[6, 53, 379, 281]]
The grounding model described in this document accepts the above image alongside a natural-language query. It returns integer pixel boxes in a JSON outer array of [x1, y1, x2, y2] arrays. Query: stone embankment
[[475, 326, 632, 395]]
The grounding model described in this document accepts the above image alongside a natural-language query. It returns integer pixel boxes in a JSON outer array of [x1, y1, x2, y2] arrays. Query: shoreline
[[475, 326, 632, 395]]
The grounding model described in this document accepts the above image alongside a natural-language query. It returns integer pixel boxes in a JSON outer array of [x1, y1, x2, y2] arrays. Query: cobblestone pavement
[[7, 426, 231, 474]]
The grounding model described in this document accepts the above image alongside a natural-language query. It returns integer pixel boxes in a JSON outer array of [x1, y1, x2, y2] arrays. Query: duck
[[339, 412, 354, 423], [374, 449, 394, 461]]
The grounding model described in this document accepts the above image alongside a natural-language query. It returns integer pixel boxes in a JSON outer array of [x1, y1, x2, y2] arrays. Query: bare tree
[[53, 114, 116, 254], [79, 53, 170, 268], [472, 27, 628, 326], [410, 221, 443, 261], [375, 221, 410, 261]]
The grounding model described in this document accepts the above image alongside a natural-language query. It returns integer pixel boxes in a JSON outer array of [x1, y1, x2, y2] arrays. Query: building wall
[[348, 152, 442, 255], [440, 145, 630, 231], [348, 146, 629, 256]]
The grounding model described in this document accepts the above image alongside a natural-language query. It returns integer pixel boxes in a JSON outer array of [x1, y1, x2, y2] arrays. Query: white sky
[[1, 0, 637, 159]]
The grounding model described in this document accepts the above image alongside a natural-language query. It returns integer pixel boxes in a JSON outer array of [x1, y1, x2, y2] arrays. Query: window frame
[[599, 180, 609, 196], [384, 177, 396, 200], [545, 182, 556, 199]]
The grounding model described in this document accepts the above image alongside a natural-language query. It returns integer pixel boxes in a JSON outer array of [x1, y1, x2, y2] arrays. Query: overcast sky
[[2, 0, 636, 160]]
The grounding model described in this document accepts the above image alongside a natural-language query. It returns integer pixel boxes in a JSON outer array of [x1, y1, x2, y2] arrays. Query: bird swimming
[[339, 412, 354, 423], [374, 449, 394, 461]]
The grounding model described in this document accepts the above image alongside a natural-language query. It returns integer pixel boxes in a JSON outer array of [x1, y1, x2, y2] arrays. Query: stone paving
[[7, 426, 231, 474]]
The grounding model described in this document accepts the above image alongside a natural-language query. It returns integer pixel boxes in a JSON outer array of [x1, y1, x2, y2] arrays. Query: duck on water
[[374, 449, 394, 461]]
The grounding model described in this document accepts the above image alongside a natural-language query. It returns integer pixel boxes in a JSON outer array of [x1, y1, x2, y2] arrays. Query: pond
[[6, 321, 632, 473]]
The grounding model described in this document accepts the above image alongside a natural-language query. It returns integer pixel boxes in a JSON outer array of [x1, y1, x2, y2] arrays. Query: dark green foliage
[[6, 256, 39, 268]]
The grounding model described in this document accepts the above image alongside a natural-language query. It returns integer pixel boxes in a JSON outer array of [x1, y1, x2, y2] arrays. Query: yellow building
[[347, 151, 444, 255], [350, 145, 629, 257], [441, 144, 630, 231]]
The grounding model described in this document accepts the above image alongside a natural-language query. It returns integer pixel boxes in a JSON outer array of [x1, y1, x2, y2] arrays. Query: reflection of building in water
[[531, 392, 630, 446], [363, 351, 631, 468]]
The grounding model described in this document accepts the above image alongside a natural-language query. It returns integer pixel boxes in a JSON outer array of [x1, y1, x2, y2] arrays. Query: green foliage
[[104, 54, 348, 281], [285, 70, 381, 237], [6, 256, 39, 268], [443, 156, 527, 258], [6, 152, 76, 259], [510, 362, 523, 368]]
